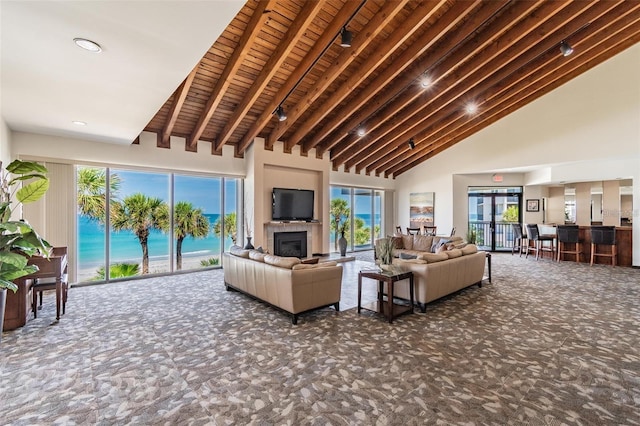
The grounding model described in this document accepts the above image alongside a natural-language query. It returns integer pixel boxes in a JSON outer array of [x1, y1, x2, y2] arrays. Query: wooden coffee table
[[358, 266, 414, 323]]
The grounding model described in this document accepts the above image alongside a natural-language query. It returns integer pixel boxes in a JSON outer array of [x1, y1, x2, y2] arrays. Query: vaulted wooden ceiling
[[142, 0, 640, 178]]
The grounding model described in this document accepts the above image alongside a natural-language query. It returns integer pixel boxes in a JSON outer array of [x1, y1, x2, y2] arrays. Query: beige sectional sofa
[[223, 246, 343, 324], [377, 234, 487, 312]]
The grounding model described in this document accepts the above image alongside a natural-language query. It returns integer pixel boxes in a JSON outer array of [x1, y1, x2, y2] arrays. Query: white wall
[[396, 43, 640, 265], [1, 117, 11, 167], [12, 131, 246, 176]]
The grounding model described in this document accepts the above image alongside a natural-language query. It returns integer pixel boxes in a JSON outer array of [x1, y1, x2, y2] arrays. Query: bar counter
[[576, 226, 632, 266]]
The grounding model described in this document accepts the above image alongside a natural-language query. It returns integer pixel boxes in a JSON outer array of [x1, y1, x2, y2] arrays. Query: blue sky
[[113, 170, 237, 213]]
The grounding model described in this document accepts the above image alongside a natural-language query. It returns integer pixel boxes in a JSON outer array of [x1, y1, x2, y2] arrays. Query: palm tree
[[330, 198, 350, 251], [93, 263, 140, 280], [111, 193, 170, 274], [213, 212, 237, 245], [77, 167, 121, 224], [174, 201, 210, 270]]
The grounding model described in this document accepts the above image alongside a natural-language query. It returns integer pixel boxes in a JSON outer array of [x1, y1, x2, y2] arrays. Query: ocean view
[[78, 213, 229, 269], [78, 212, 381, 279]]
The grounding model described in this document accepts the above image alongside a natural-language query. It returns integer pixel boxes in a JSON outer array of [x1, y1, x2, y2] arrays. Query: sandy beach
[[77, 253, 220, 283]]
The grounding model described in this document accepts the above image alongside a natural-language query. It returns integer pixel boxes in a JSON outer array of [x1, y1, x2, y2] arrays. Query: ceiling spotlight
[[420, 75, 432, 88], [73, 37, 102, 53], [465, 102, 478, 115], [275, 106, 287, 121], [408, 138, 415, 149], [340, 27, 353, 48], [560, 40, 574, 56], [356, 127, 366, 137]]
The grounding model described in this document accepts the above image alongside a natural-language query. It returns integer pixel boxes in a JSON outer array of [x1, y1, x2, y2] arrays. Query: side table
[[358, 266, 414, 323]]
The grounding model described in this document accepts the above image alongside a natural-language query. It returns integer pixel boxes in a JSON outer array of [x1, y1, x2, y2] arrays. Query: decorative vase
[[338, 233, 347, 256], [244, 237, 255, 250]]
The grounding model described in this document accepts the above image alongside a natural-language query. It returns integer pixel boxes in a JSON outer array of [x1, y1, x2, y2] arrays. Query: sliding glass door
[[330, 186, 383, 253], [76, 165, 240, 283], [468, 187, 522, 251]]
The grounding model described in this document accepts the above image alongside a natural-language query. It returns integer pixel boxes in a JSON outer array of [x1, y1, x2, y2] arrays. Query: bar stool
[[590, 226, 616, 266], [556, 225, 582, 262], [525, 224, 555, 260], [511, 223, 527, 256]]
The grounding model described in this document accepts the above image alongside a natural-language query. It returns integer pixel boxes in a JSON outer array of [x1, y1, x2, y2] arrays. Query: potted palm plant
[[0, 159, 51, 339]]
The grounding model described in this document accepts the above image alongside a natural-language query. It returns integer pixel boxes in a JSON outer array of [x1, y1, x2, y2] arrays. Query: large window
[[76, 166, 240, 283], [330, 186, 383, 253]]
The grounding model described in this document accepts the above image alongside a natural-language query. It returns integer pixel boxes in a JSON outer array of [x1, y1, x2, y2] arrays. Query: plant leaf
[[6, 160, 48, 174], [16, 178, 50, 204]]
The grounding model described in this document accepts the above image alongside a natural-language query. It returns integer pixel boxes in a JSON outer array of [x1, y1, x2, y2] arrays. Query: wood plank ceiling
[[142, 0, 640, 178]]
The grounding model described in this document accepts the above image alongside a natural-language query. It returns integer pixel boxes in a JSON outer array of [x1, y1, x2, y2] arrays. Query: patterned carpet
[[1, 252, 639, 425]]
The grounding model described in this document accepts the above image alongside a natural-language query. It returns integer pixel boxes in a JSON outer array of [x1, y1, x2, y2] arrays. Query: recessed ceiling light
[[464, 102, 478, 115], [420, 75, 432, 88], [356, 127, 366, 137], [72, 120, 87, 126], [74, 38, 102, 53]]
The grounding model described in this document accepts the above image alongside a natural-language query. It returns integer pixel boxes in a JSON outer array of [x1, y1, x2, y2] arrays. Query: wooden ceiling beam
[[284, 0, 447, 153], [187, 0, 273, 151], [159, 65, 198, 148], [213, 1, 323, 152], [316, 0, 501, 158], [235, 1, 363, 155], [388, 17, 640, 177], [266, 0, 410, 151], [356, 0, 615, 174], [392, 32, 640, 177], [332, 0, 549, 170]]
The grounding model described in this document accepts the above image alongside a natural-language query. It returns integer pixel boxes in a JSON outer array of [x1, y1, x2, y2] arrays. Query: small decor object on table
[[375, 237, 395, 269]]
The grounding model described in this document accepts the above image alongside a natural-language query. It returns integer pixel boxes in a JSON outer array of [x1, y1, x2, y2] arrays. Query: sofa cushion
[[417, 252, 449, 263], [397, 258, 427, 265], [264, 254, 301, 269], [249, 250, 266, 262], [401, 234, 414, 250], [230, 245, 251, 258], [413, 235, 433, 251], [461, 244, 478, 255], [292, 261, 338, 270], [445, 248, 463, 259]]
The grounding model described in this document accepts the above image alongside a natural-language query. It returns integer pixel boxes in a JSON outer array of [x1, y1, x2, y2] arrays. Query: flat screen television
[[272, 188, 314, 221]]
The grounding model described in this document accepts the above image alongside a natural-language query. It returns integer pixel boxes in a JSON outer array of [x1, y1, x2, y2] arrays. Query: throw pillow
[[413, 235, 432, 251], [437, 243, 449, 253], [399, 252, 417, 260], [431, 238, 451, 253], [255, 246, 264, 253], [401, 234, 414, 250], [391, 236, 404, 249]]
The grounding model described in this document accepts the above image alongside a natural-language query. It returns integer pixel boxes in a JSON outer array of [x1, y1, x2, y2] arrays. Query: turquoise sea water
[[78, 213, 227, 269], [78, 213, 381, 269]]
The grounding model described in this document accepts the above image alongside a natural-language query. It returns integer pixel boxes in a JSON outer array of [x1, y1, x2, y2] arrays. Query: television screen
[[272, 188, 314, 221]]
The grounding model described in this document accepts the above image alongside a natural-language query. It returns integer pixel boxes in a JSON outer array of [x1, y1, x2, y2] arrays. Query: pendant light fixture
[[275, 105, 287, 121], [340, 27, 353, 47], [560, 40, 574, 57]]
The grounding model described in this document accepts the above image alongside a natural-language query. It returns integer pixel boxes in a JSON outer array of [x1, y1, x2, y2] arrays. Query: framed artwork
[[409, 192, 434, 228], [526, 199, 540, 212]]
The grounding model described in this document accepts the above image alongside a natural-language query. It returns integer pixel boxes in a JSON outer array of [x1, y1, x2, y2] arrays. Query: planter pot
[[338, 234, 347, 256], [0, 288, 6, 345]]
